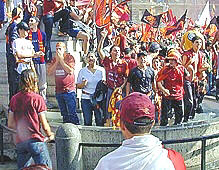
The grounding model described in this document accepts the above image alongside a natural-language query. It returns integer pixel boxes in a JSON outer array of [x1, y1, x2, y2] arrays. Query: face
[[19, 29, 28, 38], [152, 59, 160, 69], [192, 39, 202, 51], [169, 59, 177, 67], [56, 45, 65, 55], [86, 54, 96, 64], [137, 55, 147, 67], [111, 46, 120, 60], [29, 18, 38, 29]]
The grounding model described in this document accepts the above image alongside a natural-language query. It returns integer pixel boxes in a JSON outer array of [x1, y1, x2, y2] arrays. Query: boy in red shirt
[[157, 49, 189, 126]]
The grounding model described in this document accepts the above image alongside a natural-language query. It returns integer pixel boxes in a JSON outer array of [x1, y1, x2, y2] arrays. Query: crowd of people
[[2, 0, 219, 168]]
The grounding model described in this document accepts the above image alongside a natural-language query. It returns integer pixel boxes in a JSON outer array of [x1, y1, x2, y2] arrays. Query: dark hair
[[30, 16, 40, 23], [137, 52, 147, 58], [191, 35, 201, 43], [22, 164, 51, 170], [109, 45, 119, 53], [123, 117, 154, 134]]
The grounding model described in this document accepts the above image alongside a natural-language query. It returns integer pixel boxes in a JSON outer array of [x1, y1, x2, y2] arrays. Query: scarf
[[28, 29, 45, 63]]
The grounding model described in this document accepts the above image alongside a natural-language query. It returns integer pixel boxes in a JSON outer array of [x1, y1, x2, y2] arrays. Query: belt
[[82, 90, 91, 95]]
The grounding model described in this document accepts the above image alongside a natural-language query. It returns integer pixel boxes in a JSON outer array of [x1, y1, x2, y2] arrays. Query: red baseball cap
[[120, 92, 155, 125]]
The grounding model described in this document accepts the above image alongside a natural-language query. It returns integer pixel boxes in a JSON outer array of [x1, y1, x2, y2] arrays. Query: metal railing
[[79, 133, 219, 170], [1, 121, 219, 170]]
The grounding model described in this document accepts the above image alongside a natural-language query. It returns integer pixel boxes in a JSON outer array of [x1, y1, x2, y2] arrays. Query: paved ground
[[0, 96, 219, 170]]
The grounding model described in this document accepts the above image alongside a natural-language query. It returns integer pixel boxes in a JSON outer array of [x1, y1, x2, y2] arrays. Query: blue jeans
[[16, 138, 52, 170], [56, 91, 80, 124], [81, 99, 103, 126]]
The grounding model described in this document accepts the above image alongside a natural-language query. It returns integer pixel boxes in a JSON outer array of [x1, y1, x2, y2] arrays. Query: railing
[[1, 121, 219, 170], [79, 133, 219, 170]]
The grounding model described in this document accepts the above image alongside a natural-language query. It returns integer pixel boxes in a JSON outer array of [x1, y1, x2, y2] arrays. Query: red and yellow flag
[[95, 0, 113, 28]]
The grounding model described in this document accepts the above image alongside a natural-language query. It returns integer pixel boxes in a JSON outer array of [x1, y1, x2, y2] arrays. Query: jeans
[[42, 15, 53, 62], [16, 138, 52, 170], [160, 98, 184, 126], [81, 99, 103, 126], [56, 91, 80, 125]]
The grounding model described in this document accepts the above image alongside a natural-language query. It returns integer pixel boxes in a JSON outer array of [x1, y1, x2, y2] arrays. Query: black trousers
[[184, 81, 198, 120], [6, 54, 20, 100], [160, 98, 184, 126]]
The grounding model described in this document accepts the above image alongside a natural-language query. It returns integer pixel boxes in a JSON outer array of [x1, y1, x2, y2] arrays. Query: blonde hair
[[19, 69, 38, 93]]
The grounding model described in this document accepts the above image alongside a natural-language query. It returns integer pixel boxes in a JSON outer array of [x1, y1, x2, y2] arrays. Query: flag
[[141, 9, 162, 28], [195, 1, 211, 27], [76, 0, 90, 6], [165, 10, 187, 36], [95, 0, 113, 28], [113, 0, 130, 22], [204, 16, 219, 36]]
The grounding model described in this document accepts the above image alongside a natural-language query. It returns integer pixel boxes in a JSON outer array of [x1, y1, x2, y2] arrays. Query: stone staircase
[[0, 25, 83, 108]]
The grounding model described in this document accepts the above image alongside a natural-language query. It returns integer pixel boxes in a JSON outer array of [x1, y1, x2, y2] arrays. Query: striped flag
[[95, 0, 113, 28]]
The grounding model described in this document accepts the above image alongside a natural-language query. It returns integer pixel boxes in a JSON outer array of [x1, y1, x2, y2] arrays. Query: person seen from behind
[[8, 69, 54, 169], [95, 92, 186, 170]]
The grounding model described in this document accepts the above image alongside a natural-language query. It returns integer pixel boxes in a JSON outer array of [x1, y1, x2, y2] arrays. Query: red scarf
[[28, 29, 45, 63]]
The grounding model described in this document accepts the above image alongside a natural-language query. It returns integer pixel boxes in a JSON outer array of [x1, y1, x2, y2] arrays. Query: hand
[[100, 29, 108, 38], [45, 132, 55, 142], [82, 79, 88, 86], [163, 89, 170, 96], [34, 51, 44, 58]]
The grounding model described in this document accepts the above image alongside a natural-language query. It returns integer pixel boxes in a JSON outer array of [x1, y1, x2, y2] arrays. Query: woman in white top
[[77, 52, 105, 126]]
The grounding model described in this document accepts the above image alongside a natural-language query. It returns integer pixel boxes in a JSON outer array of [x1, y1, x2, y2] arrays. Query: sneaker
[[46, 102, 56, 109]]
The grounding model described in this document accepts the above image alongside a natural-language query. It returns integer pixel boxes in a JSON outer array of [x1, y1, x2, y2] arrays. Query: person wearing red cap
[[95, 92, 186, 170], [157, 49, 190, 126]]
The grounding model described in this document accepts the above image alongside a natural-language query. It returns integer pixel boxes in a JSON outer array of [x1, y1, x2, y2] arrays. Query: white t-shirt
[[95, 135, 176, 170], [12, 38, 34, 74], [77, 66, 106, 99]]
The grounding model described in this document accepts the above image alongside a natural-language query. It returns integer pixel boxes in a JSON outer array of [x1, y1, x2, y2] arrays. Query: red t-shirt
[[123, 55, 137, 71], [50, 54, 76, 93], [43, 0, 58, 16], [102, 57, 129, 89], [183, 49, 203, 77], [157, 65, 186, 100], [9, 92, 46, 144]]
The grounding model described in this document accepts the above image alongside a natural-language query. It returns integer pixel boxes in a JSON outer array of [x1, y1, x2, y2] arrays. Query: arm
[[8, 111, 16, 130], [70, 9, 83, 21], [47, 58, 59, 75], [126, 82, 130, 96], [59, 56, 74, 74], [97, 29, 108, 60], [76, 79, 88, 89], [39, 112, 54, 141], [157, 81, 170, 96]]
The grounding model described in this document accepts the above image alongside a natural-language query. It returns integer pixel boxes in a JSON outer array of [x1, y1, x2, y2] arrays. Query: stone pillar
[[56, 124, 82, 170]]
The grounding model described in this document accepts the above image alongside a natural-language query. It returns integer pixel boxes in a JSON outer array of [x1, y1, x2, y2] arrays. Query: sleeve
[[101, 67, 106, 81], [76, 69, 83, 84], [12, 40, 17, 55], [124, 61, 129, 77], [35, 95, 47, 114], [67, 54, 75, 68], [11, 25, 19, 43], [9, 96, 16, 113], [127, 69, 134, 83]]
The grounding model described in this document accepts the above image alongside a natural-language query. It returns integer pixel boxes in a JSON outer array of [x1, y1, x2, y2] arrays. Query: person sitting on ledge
[[95, 92, 186, 170]]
